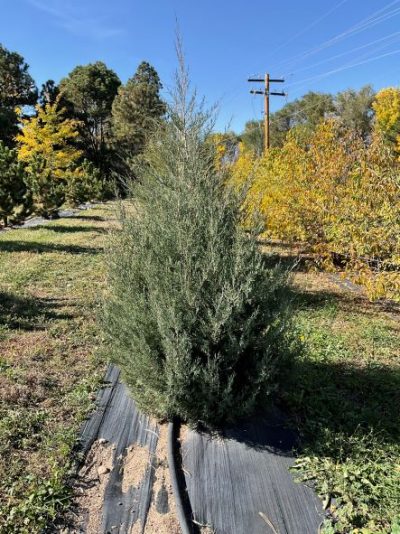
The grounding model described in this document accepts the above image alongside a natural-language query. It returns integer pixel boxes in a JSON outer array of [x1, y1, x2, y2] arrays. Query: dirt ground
[[73, 424, 181, 534]]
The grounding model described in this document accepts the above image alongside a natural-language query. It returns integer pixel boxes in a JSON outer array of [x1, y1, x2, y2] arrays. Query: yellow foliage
[[372, 87, 400, 159], [372, 87, 400, 137], [16, 97, 85, 216], [230, 119, 400, 301], [16, 97, 82, 177], [207, 132, 237, 170]]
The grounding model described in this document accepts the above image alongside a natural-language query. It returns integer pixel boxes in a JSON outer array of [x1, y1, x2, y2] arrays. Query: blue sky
[[2, 0, 400, 131]]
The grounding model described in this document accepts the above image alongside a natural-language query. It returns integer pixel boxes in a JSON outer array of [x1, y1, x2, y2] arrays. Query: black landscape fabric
[[80, 366, 323, 534], [79, 365, 159, 533], [182, 412, 324, 534]]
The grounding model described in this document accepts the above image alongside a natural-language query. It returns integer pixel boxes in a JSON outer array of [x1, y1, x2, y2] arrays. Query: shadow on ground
[[262, 249, 400, 316], [67, 215, 106, 222], [261, 248, 315, 273], [279, 280, 400, 449], [0, 292, 75, 330], [292, 284, 400, 316], [282, 356, 400, 446], [0, 241, 100, 255], [197, 408, 299, 456], [29, 225, 106, 234]]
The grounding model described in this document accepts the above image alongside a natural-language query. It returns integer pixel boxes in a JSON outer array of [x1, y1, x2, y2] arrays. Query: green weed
[[285, 273, 400, 533]]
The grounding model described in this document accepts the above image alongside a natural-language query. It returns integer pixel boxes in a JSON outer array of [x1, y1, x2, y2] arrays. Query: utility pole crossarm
[[247, 72, 286, 152]]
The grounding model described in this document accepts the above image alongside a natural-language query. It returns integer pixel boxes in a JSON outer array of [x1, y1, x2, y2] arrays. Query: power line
[[225, 1, 400, 135], [272, 0, 400, 73], [287, 48, 400, 96], [288, 31, 400, 77], [267, 0, 351, 62]]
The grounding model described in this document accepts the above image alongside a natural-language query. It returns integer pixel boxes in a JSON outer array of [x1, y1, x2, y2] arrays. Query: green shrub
[[64, 160, 103, 206], [23, 154, 65, 219], [0, 141, 30, 226], [104, 59, 294, 427]]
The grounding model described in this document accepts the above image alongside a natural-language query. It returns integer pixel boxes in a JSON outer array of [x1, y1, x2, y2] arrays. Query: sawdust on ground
[[179, 424, 190, 445], [132, 424, 181, 534], [75, 439, 114, 534], [121, 443, 151, 493]]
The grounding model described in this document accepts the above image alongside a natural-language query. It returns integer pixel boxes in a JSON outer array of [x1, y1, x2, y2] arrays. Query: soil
[[121, 443, 151, 493], [75, 439, 114, 534], [133, 424, 181, 534], [73, 425, 181, 533]]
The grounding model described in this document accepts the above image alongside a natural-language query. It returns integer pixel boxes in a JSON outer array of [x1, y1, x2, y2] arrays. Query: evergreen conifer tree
[[0, 44, 37, 147], [0, 141, 28, 226], [59, 62, 121, 172], [105, 53, 293, 427], [112, 61, 166, 156]]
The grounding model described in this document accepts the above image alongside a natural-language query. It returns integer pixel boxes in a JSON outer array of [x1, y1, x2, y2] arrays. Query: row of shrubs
[[0, 100, 114, 227], [228, 120, 400, 301], [0, 141, 109, 226]]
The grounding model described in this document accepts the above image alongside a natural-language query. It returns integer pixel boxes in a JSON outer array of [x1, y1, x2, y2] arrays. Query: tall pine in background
[[112, 61, 166, 156], [60, 62, 121, 173], [0, 44, 37, 147]]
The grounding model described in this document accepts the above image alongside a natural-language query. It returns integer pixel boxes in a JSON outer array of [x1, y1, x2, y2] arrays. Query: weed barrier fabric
[[1, 202, 101, 231], [79, 364, 159, 533], [181, 412, 324, 534]]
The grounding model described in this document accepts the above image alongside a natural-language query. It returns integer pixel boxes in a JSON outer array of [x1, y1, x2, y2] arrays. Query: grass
[[0, 205, 114, 533], [0, 210, 398, 533], [279, 267, 400, 533]]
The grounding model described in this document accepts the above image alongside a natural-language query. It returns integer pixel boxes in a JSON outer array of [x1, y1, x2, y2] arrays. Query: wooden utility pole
[[248, 74, 285, 152], [264, 73, 270, 152]]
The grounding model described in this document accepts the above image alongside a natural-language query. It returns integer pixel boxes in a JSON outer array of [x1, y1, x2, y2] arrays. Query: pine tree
[[105, 55, 293, 427], [0, 141, 28, 226], [39, 79, 60, 106], [16, 98, 83, 217], [59, 62, 121, 171], [0, 43, 37, 146], [112, 61, 166, 156]]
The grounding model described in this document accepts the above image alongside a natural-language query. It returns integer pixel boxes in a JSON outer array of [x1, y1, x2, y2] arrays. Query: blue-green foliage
[[105, 62, 294, 426]]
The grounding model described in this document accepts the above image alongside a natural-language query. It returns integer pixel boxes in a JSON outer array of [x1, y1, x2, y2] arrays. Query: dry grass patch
[[0, 204, 116, 533]]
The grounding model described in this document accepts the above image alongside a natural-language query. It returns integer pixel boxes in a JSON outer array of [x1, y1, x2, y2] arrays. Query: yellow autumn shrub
[[16, 97, 101, 215], [17, 98, 82, 175], [230, 120, 400, 301], [372, 87, 400, 144]]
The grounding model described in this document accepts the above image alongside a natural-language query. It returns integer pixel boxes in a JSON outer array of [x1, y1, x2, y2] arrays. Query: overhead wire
[[288, 31, 400, 76], [266, 0, 352, 62], [287, 48, 400, 98], [225, 2, 400, 135], [272, 0, 400, 73]]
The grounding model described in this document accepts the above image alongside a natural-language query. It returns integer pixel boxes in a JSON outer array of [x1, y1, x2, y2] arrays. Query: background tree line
[[226, 86, 400, 302], [240, 85, 375, 154], [0, 43, 165, 224]]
